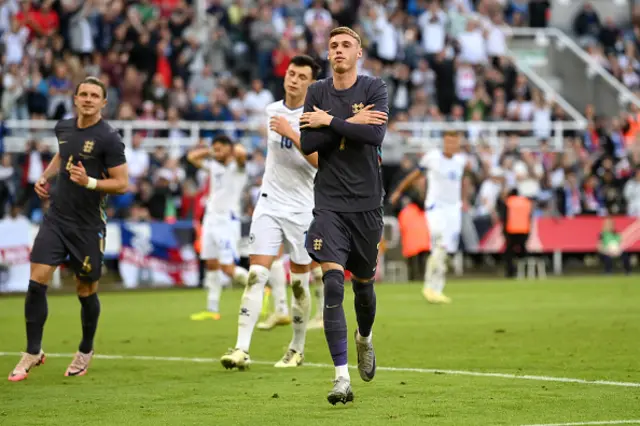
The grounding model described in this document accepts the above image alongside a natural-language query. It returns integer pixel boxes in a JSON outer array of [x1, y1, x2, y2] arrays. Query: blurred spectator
[[573, 2, 601, 46], [418, 1, 447, 61], [458, 19, 487, 65], [47, 62, 73, 119], [597, 217, 631, 274], [243, 78, 274, 120], [0, 153, 14, 218], [17, 140, 50, 218], [624, 168, 640, 216], [599, 17, 620, 54], [527, 0, 550, 28], [250, 6, 279, 82], [2, 63, 29, 120], [125, 132, 150, 183], [3, 18, 29, 65], [475, 166, 503, 222]]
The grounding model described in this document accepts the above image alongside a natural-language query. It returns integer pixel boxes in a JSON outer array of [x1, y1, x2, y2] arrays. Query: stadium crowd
[[1, 0, 640, 230], [576, 1, 640, 94]]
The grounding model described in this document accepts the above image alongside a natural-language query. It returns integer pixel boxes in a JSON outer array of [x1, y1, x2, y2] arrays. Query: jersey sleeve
[[418, 151, 436, 171], [456, 154, 467, 167], [300, 83, 338, 155], [104, 129, 127, 169], [327, 78, 388, 146]]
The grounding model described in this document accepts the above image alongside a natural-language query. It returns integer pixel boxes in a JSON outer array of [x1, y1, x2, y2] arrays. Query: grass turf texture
[[1, 276, 639, 426]]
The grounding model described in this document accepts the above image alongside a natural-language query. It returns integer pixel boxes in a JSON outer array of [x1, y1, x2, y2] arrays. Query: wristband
[[85, 177, 97, 190]]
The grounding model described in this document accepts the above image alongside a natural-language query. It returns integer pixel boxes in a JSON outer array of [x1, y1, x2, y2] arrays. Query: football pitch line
[[521, 420, 640, 426], [1, 351, 640, 388]]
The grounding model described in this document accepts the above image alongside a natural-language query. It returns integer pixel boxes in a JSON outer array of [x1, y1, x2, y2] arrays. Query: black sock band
[[78, 293, 101, 354], [352, 279, 376, 338], [25, 280, 48, 355]]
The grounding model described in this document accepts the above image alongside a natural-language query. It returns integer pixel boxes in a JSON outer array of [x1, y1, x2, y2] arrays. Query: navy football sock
[[25, 280, 48, 355], [322, 269, 348, 366], [352, 279, 376, 338], [78, 293, 101, 354]]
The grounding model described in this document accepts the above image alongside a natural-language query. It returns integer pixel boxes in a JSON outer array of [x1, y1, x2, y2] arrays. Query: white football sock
[[205, 270, 222, 313], [270, 259, 289, 316], [289, 271, 311, 353], [425, 246, 446, 293], [233, 266, 249, 287], [424, 253, 436, 291], [335, 365, 350, 381], [312, 266, 324, 318], [435, 254, 448, 294], [218, 270, 231, 288], [235, 265, 269, 352]]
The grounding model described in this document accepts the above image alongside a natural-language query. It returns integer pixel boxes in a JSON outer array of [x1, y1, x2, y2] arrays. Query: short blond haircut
[[328, 27, 362, 46]]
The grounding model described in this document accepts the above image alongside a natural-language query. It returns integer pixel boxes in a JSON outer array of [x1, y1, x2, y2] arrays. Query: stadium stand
[[1, 0, 640, 276]]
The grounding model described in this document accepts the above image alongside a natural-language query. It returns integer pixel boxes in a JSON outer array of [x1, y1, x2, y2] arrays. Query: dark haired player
[[8, 77, 129, 382], [187, 134, 249, 320], [300, 27, 389, 404], [221, 55, 321, 370]]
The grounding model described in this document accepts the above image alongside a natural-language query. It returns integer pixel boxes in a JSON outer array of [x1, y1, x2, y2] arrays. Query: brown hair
[[75, 76, 107, 99], [329, 27, 362, 46]]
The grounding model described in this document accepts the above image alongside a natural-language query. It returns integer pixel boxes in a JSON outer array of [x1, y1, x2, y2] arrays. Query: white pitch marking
[[521, 420, 640, 426], [1, 352, 639, 388]]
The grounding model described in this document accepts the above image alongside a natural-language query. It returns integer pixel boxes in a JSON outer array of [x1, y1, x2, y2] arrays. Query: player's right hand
[[347, 104, 388, 125], [269, 115, 293, 138], [34, 177, 49, 200], [389, 191, 401, 206]]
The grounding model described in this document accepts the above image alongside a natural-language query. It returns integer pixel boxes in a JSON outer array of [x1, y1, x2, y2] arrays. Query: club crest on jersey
[[352, 102, 365, 115], [313, 238, 323, 251], [83, 140, 95, 153]]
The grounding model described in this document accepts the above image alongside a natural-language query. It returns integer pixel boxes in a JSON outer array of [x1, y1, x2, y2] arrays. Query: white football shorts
[[425, 203, 462, 254], [249, 205, 313, 265], [201, 215, 241, 264]]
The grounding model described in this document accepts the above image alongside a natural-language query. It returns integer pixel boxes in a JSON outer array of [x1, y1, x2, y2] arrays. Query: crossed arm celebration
[[300, 88, 388, 155]]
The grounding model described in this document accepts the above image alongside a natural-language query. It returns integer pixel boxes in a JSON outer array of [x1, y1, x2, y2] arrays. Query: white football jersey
[[419, 150, 466, 208], [204, 159, 248, 219], [259, 100, 316, 213]]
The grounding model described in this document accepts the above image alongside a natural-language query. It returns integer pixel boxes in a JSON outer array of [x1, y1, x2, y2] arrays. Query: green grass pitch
[[1, 276, 639, 426]]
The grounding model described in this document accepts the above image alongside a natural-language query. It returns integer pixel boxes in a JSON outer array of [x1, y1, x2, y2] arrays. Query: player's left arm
[[327, 79, 389, 147], [289, 132, 318, 168], [390, 151, 432, 205], [389, 168, 422, 205], [98, 163, 129, 194]]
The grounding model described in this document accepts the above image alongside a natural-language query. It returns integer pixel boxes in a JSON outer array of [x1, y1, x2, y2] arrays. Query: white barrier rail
[[393, 120, 586, 151], [4, 119, 586, 153]]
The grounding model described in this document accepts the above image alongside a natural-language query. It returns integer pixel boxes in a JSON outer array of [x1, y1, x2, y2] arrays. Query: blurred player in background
[[391, 130, 466, 304], [257, 245, 292, 330], [187, 135, 249, 321], [258, 251, 324, 331], [9, 77, 129, 381], [300, 27, 388, 404], [221, 55, 321, 370]]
